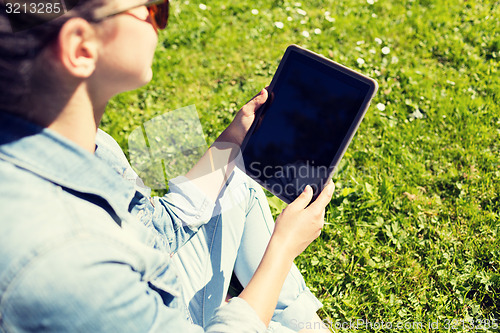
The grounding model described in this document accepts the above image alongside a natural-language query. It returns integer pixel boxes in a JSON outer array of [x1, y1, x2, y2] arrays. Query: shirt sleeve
[[1, 235, 266, 333], [95, 129, 215, 253], [205, 298, 268, 333]]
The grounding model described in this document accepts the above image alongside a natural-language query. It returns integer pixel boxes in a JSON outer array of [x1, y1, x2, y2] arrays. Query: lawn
[[101, 0, 500, 330]]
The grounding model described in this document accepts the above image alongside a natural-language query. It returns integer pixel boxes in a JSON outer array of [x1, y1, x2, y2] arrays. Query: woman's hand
[[219, 88, 268, 146], [238, 180, 335, 326], [185, 89, 268, 201], [271, 181, 336, 260]]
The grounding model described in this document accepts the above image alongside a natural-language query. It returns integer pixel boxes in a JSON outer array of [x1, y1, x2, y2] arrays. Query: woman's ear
[[56, 18, 100, 78]]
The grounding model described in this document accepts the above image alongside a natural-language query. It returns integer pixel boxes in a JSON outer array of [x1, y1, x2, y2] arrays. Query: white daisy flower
[[376, 103, 386, 111], [297, 8, 307, 16]]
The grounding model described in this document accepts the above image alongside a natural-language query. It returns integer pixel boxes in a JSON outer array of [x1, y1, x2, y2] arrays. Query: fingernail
[[304, 185, 312, 193]]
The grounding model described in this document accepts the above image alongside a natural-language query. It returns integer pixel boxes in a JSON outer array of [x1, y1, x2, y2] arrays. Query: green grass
[[101, 0, 500, 330]]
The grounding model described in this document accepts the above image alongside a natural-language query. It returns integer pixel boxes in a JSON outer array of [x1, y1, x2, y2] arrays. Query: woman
[[0, 0, 334, 332]]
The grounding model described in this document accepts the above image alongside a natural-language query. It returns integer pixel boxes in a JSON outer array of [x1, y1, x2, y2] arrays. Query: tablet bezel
[[239, 44, 378, 203]]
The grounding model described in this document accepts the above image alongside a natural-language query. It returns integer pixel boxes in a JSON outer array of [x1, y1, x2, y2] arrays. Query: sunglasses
[[94, 0, 169, 30]]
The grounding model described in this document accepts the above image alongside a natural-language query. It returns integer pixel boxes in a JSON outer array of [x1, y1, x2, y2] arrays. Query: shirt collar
[[0, 112, 136, 220]]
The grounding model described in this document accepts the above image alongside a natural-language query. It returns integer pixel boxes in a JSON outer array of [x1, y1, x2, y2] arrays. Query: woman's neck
[[23, 82, 106, 154], [51, 84, 107, 153]]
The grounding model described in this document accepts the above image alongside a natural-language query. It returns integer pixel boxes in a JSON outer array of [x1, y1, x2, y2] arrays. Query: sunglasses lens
[[148, 1, 169, 30]]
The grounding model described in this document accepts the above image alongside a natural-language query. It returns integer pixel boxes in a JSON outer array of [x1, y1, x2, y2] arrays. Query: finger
[[253, 88, 268, 106], [309, 180, 335, 211], [288, 184, 314, 210], [243, 89, 268, 113]]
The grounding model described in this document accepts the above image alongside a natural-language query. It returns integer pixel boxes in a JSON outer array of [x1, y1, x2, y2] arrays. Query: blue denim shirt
[[0, 112, 266, 333]]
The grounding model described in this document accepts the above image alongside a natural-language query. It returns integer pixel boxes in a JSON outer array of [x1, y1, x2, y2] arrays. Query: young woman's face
[[91, 0, 159, 97]]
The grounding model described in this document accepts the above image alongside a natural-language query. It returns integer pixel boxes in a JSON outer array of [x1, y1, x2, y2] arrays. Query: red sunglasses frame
[[93, 0, 169, 30]]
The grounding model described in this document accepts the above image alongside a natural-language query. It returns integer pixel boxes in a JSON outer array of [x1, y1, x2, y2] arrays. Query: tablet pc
[[238, 45, 378, 204]]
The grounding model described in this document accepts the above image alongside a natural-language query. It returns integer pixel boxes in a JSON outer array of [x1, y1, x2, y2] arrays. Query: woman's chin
[[143, 68, 154, 84], [122, 69, 154, 92]]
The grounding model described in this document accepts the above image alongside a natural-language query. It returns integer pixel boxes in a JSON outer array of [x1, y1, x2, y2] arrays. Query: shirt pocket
[[144, 257, 183, 306], [147, 275, 193, 323], [147, 277, 181, 307]]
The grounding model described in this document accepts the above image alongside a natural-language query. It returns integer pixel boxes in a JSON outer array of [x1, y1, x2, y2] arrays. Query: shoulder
[[0, 231, 197, 333], [0, 156, 121, 235], [0, 158, 126, 290], [0, 159, 106, 274], [0, 158, 69, 228], [0, 162, 193, 331]]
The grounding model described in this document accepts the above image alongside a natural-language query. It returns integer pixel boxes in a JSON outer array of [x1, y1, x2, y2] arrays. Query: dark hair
[[0, 0, 107, 111]]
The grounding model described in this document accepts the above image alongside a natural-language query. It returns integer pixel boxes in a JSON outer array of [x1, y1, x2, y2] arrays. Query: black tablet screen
[[241, 51, 372, 203]]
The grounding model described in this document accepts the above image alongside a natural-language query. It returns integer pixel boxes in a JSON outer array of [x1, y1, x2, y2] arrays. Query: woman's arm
[[185, 89, 268, 202], [239, 180, 335, 326], [185, 88, 335, 328]]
